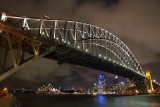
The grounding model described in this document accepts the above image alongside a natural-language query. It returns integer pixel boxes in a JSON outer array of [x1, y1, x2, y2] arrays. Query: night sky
[[0, 0, 160, 89]]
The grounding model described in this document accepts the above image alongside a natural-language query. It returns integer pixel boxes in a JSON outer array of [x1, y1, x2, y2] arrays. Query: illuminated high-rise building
[[113, 75, 118, 84], [97, 74, 106, 93]]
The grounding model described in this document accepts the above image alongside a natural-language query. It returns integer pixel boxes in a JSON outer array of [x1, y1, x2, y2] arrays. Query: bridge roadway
[[45, 44, 146, 80]]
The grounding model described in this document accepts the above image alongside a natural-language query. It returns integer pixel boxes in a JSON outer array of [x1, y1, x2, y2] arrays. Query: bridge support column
[[145, 71, 154, 93], [0, 48, 8, 72], [7, 37, 18, 68]]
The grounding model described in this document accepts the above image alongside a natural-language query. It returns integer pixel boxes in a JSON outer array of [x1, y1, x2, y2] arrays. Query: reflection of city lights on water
[[97, 95, 107, 104]]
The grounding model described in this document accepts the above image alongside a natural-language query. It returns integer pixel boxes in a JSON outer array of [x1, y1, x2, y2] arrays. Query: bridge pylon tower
[[145, 71, 154, 93]]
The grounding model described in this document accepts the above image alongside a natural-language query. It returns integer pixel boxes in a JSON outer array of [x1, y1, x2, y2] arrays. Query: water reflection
[[95, 95, 160, 107], [96, 95, 107, 107], [15, 94, 160, 107], [97, 95, 107, 104]]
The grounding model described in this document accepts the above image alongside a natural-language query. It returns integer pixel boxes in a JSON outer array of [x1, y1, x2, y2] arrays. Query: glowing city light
[[120, 82, 124, 84], [115, 76, 118, 79], [85, 49, 88, 52], [3, 87, 8, 92]]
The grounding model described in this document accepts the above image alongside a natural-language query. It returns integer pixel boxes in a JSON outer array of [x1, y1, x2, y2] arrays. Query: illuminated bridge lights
[[85, 49, 89, 52], [128, 67, 131, 70], [0, 13, 152, 83], [77, 45, 80, 49], [98, 54, 102, 58], [61, 39, 64, 42], [41, 32, 45, 35], [56, 37, 59, 40], [116, 62, 119, 65], [67, 42, 70, 45]]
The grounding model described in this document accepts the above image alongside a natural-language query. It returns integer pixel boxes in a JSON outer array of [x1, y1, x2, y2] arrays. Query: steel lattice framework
[[0, 13, 145, 77]]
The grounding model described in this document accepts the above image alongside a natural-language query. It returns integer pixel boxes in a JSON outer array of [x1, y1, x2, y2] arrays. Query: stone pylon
[[145, 71, 154, 92]]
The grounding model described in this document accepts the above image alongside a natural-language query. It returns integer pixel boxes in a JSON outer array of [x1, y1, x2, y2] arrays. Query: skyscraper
[[113, 76, 118, 84], [97, 74, 106, 94]]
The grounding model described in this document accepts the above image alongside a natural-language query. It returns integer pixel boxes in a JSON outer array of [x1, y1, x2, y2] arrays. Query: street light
[[3, 88, 7, 91]]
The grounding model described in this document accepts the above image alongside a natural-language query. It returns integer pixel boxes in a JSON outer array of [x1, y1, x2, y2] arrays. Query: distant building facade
[[97, 74, 106, 93]]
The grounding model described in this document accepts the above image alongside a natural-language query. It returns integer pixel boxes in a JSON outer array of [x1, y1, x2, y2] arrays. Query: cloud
[[74, 0, 160, 64], [1, 0, 159, 64], [14, 58, 72, 82], [142, 62, 160, 83]]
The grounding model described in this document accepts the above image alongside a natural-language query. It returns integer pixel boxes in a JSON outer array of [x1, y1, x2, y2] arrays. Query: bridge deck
[[45, 45, 146, 80]]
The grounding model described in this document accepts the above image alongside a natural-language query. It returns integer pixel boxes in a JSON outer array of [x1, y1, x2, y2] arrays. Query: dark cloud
[[75, 0, 160, 64], [0, 0, 160, 88], [76, 0, 119, 6], [142, 62, 160, 83]]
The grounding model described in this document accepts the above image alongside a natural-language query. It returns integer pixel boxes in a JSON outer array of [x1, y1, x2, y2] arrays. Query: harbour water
[[14, 94, 160, 107]]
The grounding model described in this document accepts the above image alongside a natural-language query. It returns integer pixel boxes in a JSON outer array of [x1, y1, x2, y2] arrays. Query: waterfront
[[13, 94, 160, 107]]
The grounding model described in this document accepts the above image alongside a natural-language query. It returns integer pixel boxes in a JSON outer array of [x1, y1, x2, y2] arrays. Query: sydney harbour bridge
[[0, 13, 159, 92]]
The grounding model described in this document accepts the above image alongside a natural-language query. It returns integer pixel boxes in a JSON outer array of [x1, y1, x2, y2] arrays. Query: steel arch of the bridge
[[1, 13, 145, 76]]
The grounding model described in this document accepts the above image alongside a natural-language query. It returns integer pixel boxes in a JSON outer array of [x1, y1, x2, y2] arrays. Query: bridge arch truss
[[0, 13, 145, 76]]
